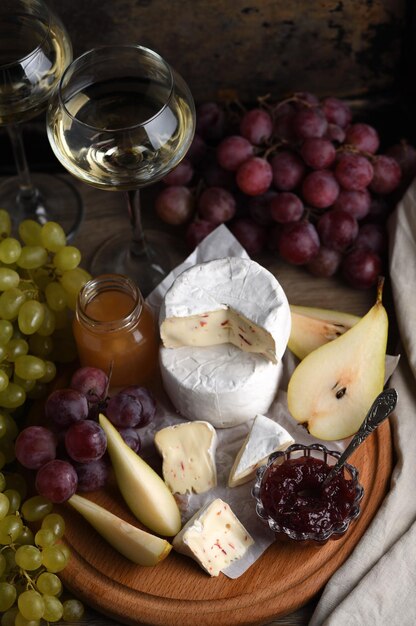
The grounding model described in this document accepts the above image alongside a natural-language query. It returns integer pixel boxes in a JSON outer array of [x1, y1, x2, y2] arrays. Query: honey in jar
[[73, 274, 158, 387]]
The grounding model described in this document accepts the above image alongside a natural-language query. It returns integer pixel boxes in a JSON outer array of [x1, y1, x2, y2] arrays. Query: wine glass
[[0, 0, 83, 238], [46, 44, 195, 295]]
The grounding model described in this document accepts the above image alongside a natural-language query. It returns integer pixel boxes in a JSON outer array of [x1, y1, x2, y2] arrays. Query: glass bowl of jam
[[252, 443, 364, 544]]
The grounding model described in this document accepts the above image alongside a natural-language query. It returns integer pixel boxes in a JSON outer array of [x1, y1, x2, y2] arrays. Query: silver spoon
[[321, 388, 398, 489]]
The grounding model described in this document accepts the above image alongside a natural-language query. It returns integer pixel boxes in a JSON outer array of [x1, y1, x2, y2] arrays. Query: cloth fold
[[309, 180, 416, 626]]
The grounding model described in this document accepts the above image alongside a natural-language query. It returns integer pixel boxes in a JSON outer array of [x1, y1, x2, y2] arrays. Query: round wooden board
[[52, 419, 392, 626]]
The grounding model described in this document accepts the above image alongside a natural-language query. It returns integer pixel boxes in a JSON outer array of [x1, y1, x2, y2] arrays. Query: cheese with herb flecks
[[154, 421, 217, 495], [172, 498, 254, 576]]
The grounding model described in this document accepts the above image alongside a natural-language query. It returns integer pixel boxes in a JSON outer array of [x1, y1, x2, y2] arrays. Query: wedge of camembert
[[160, 257, 291, 364], [154, 420, 217, 495], [228, 414, 295, 487], [172, 498, 254, 576]]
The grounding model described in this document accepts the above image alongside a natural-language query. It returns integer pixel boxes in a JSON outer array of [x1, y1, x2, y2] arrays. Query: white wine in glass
[[47, 44, 195, 295], [0, 0, 83, 237]]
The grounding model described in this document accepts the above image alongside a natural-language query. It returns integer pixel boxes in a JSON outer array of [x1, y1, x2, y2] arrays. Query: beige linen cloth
[[309, 180, 416, 625]]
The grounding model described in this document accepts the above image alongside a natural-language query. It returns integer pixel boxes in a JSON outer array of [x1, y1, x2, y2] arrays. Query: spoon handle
[[323, 388, 398, 487]]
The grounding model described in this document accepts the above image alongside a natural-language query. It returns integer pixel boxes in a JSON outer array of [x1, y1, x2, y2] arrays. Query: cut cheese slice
[[172, 498, 254, 576], [160, 257, 291, 364], [228, 414, 295, 487], [154, 421, 217, 495], [159, 343, 283, 428]]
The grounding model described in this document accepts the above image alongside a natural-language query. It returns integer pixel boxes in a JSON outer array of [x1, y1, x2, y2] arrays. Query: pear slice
[[287, 281, 388, 440], [98, 413, 181, 537], [289, 304, 361, 360], [68, 494, 172, 566]]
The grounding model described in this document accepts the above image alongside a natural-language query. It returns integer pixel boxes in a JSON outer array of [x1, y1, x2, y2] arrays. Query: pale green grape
[[6, 338, 29, 361], [31, 267, 54, 292], [21, 495, 53, 522], [41, 545, 67, 572], [0, 238, 22, 264], [4, 488, 20, 514], [0, 580, 16, 611], [1, 607, 19, 626], [0, 370, 8, 393], [35, 527, 55, 548], [15, 544, 42, 570], [62, 598, 84, 621], [0, 320, 13, 345], [0, 210, 11, 237], [13, 374, 36, 393], [43, 594, 64, 622], [59, 267, 91, 309], [41, 513, 65, 539], [17, 246, 48, 270], [15, 613, 41, 626], [0, 288, 26, 320], [16, 525, 34, 546], [18, 220, 42, 246], [0, 269, 20, 292], [36, 571, 62, 596], [18, 588, 45, 620], [45, 281, 68, 311], [53, 246, 81, 272], [0, 492, 9, 519], [18, 301, 45, 335], [38, 360, 56, 383], [0, 514, 23, 543], [28, 334, 53, 358], [2, 546, 15, 571], [36, 305, 56, 337], [0, 383, 26, 409], [14, 355, 46, 381], [41, 222, 66, 252]]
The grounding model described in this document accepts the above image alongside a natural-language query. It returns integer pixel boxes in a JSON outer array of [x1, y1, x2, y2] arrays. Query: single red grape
[[278, 221, 320, 265], [216, 135, 254, 171], [196, 102, 225, 141], [301, 170, 340, 209], [65, 420, 107, 463], [186, 220, 217, 249], [385, 141, 416, 191], [325, 123, 346, 144], [162, 159, 194, 186], [369, 155, 401, 194], [35, 459, 78, 503], [333, 189, 371, 220], [335, 153, 374, 190], [75, 458, 109, 492], [70, 367, 109, 404], [270, 151, 306, 191], [270, 192, 304, 223], [197, 187, 236, 224], [300, 137, 336, 169], [45, 388, 89, 428], [187, 134, 207, 165], [15, 426, 57, 470], [306, 246, 342, 278], [292, 107, 328, 139], [240, 108, 273, 145], [345, 123, 380, 154], [106, 393, 143, 428], [317, 209, 359, 252], [248, 191, 276, 225], [229, 218, 267, 255], [118, 427, 142, 453], [321, 97, 352, 128], [236, 157, 273, 196], [273, 111, 297, 142], [342, 248, 382, 289], [119, 386, 156, 427], [355, 223, 387, 254], [155, 186, 195, 225]]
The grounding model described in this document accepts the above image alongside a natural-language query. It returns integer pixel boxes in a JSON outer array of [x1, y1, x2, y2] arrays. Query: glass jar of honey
[[73, 274, 158, 388]]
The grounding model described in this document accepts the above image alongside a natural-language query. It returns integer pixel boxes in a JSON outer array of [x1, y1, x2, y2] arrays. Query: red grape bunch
[[153, 92, 415, 289], [15, 366, 156, 503]]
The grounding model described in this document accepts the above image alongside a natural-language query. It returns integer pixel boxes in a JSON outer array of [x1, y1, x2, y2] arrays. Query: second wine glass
[[47, 44, 196, 295]]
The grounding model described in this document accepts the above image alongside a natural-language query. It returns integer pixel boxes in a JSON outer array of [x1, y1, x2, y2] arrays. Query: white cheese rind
[[154, 421, 217, 495], [228, 414, 295, 487], [159, 257, 291, 363], [172, 498, 254, 576], [159, 343, 283, 428]]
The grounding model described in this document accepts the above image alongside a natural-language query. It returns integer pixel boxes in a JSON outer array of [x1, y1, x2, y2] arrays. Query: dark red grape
[[15, 426, 57, 470], [292, 92, 320, 109], [355, 223, 387, 254], [300, 138, 336, 169], [301, 170, 340, 209], [325, 123, 346, 144], [162, 159, 194, 186], [273, 111, 296, 142], [345, 123, 380, 154], [270, 192, 304, 223], [248, 191, 276, 225], [155, 186, 195, 225], [197, 187, 236, 224], [333, 189, 371, 220], [106, 392, 142, 428], [118, 427, 142, 453], [270, 151, 306, 191], [229, 218, 267, 255], [342, 248, 382, 289], [202, 160, 236, 190], [236, 157, 273, 196], [335, 153, 374, 190], [216, 135, 254, 171], [196, 102, 225, 141], [292, 107, 328, 139], [70, 367, 108, 404], [65, 420, 107, 463], [35, 459, 78, 503], [187, 134, 207, 165], [317, 209, 359, 252], [119, 386, 156, 427], [278, 221, 320, 265], [45, 388, 89, 428], [385, 141, 416, 191], [186, 220, 217, 249], [367, 196, 390, 222], [240, 108, 273, 145], [306, 246, 342, 278], [321, 97, 352, 128], [75, 458, 109, 492], [369, 155, 401, 195]]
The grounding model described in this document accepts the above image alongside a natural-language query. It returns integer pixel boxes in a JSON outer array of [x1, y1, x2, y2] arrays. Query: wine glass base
[[0, 173, 84, 241], [90, 228, 187, 297]]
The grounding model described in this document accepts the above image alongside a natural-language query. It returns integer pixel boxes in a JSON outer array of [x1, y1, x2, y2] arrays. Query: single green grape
[[42, 513, 65, 539], [16, 525, 34, 546], [41, 545, 68, 572], [31, 267, 54, 292], [62, 598, 85, 621], [41, 222, 66, 253], [1, 606, 19, 626], [0, 580, 17, 612], [17, 246, 48, 270], [35, 527, 55, 548], [0, 268, 20, 292], [45, 281, 68, 312], [18, 300, 45, 335], [0, 383, 26, 409], [6, 338, 29, 361], [15, 612, 41, 626], [36, 571, 62, 596], [18, 588, 45, 620], [36, 305, 56, 337], [0, 210, 11, 237], [14, 355, 46, 381], [21, 495, 53, 522], [3, 488, 20, 514], [15, 544, 43, 570], [13, 374, 36, 393], [0, 370, 9, 393], [53, 246, 81, 272], [0, 492, 9, 519], [2, 414, 19, 441], [0, 514, 23, 544], [0, 471, 5, 490], [18, 220, 42, 246], [0, 238, 22, 264], [42, 594, 64, 622], [0, 288, 26, 320], [59, 267, 91, 309], [0, 320, 13, 345], [38, 360, 56, 383]]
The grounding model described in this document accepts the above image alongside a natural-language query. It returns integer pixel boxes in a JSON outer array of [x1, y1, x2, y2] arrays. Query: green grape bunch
[[0, 472, 84, 624], [0, 210, 90, 423]]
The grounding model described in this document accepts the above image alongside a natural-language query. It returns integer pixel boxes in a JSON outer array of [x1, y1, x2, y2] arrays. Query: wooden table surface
[[52, 174, 378, 626]]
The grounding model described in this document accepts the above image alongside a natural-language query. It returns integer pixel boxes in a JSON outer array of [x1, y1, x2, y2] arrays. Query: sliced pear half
[[287, 282, 388, 440], [289, 304, 361, 360], [68, 494, 172, 566]]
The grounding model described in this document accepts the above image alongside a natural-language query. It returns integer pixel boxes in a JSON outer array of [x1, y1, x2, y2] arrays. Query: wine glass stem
[[7, 124, 38, 203], [126, 189, 148, 258]]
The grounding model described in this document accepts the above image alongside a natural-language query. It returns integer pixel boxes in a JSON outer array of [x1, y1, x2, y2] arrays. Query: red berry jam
[[260, 456, 357, 535]]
